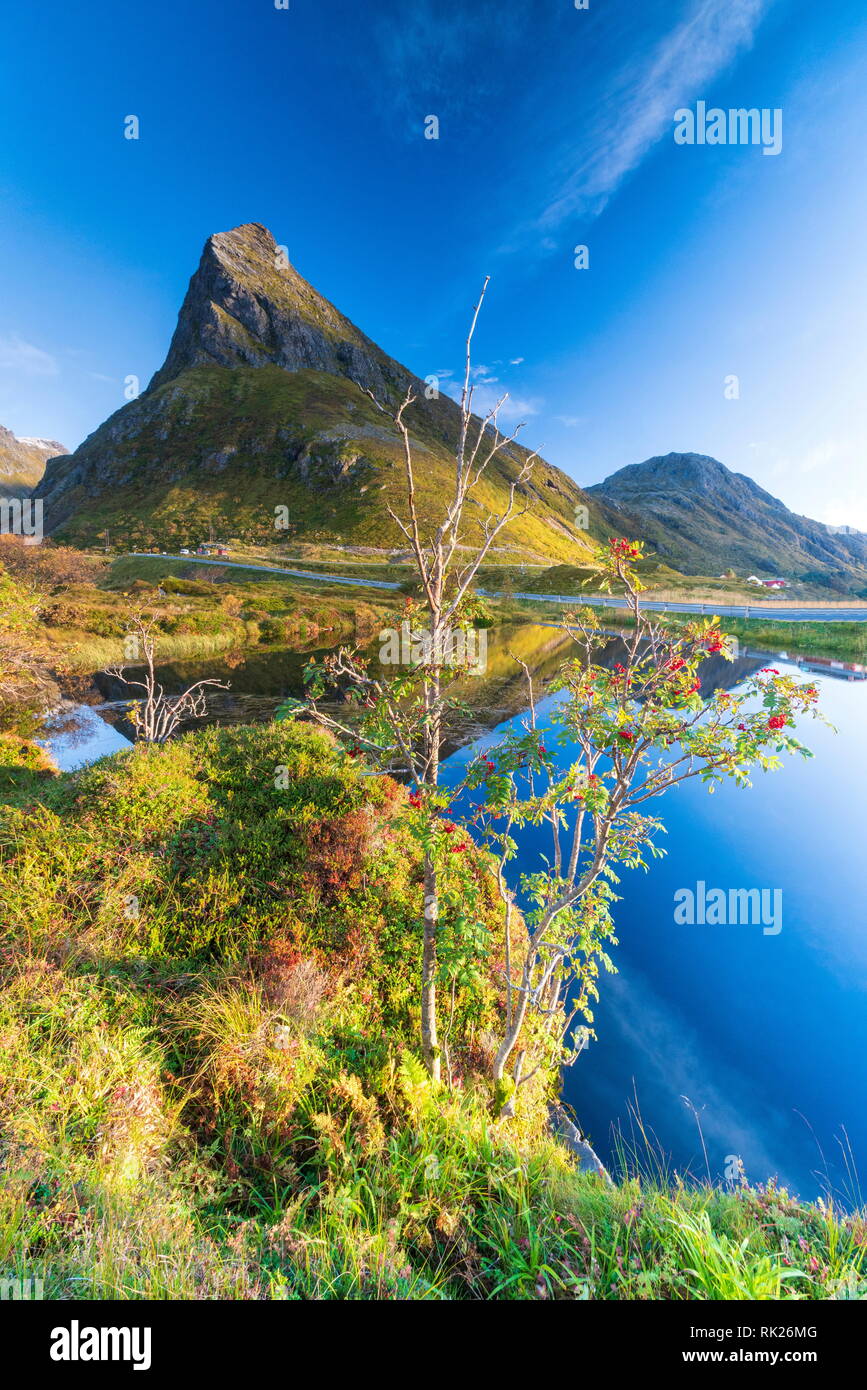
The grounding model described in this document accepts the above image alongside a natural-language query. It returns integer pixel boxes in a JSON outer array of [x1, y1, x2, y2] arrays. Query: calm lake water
[[445, 650, 867, 1203], [45, 626, 867, 1202]]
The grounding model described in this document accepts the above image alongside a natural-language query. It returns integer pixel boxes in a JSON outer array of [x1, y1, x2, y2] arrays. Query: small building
[[196, 543, 228, 557], [762, 578, 788, 590], [746, 576, 762, 585]]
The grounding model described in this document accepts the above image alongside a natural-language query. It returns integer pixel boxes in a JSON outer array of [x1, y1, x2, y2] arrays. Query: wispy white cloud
[[596, 968, 797, 1188], [798, 439, 844, 475], [446, 379, 540, 422], [525, 0, 774, 238], [0, 333, 58, 377], [440, 359, 527, 393]]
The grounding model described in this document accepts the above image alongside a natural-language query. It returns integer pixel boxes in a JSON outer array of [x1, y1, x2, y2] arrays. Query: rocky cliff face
[[34, 224, 600, 560], [0, 426, 66, 498], [588, 452, 867, 592], [148, 223, 403, 401]]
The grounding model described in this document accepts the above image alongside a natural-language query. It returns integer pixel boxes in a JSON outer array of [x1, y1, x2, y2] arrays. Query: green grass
[[492, 561, 863, 606], [717, 617, 867, 662], [1, 721, 864, 1300], [42, 365, 598, 566], [0, 731, 56, 792], [34, 560, 400, 672]]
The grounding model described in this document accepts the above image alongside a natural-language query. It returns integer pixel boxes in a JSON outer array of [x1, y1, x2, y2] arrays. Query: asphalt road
[[128, 555, 867, 622]]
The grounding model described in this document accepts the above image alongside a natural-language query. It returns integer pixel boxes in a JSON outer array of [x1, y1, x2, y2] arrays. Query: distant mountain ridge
[[0, 426, 66, 498], [588, 452, 867, 593], [34, 223, 607, 560], [30, 231, 867, 592]]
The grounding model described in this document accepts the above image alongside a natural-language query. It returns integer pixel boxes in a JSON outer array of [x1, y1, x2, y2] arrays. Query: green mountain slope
[[35, 223, 610, 561], [588, 452, 867, 593]]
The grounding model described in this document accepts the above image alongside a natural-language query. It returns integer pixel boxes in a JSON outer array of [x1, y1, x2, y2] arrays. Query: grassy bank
[[38, 557, 401, 672], [1, 721, 863, 1300], [486, 602, 867, 664], [0, 731, 57, 792], [716, 617, 867, 662]]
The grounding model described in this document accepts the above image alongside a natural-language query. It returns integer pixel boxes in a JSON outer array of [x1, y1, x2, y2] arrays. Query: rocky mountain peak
[[34, 222, 602, 559], [0, 424, 67, 496], [148, 222, 398, 398], [595, 452, 781, 506], [588, 450, 867, 589]]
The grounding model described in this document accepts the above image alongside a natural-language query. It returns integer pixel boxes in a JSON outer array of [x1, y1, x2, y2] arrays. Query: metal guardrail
[[127, 557, 867, 623], [501, 592, 867, 623]]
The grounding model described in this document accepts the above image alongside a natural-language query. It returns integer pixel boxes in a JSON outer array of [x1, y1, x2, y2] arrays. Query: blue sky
[[1, 0, 866, 524]]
